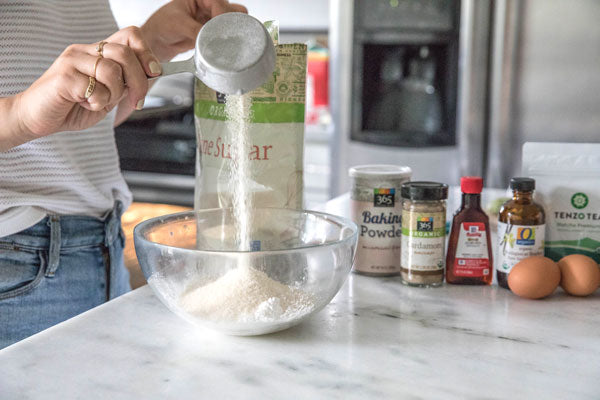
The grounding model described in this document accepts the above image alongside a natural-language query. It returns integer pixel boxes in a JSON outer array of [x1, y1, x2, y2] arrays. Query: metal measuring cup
[[155, 12, 276, 95]]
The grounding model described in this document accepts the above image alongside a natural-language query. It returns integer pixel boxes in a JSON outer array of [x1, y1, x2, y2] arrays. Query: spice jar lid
[[348, 164, 412, 179], [401, 181, 448, 200], [510, 177, 535, 191]]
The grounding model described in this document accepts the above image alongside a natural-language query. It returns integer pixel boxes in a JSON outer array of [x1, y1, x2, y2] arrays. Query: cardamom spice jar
[[349, 165, 412, 276], [400, 181, 448, 287]]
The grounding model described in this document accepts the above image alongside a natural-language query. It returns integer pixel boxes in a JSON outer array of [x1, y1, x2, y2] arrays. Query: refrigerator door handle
[[456, 0, 492, 179], [487, 0, 522, 188], [329, 0, 355, 197]]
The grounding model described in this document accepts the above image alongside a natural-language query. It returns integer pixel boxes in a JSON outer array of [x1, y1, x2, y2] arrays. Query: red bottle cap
[[461, 176, 483, 194]]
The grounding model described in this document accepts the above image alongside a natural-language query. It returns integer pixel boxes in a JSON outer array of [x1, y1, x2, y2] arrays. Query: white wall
[[240, 0, 328, 30], [109, 0, 328, 31], [109, 0, 167, 29]]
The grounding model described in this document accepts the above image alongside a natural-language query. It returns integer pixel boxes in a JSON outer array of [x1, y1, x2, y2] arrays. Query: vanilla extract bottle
[[497, 177, 546, 289]]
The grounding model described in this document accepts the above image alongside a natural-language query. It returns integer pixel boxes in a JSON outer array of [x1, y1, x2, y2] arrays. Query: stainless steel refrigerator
[[329, 0, 600, 196]]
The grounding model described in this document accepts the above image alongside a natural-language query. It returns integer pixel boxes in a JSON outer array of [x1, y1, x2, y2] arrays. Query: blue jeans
[[0, 201, 130, 349]]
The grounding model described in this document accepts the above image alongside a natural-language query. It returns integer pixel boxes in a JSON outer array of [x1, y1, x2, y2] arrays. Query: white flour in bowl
[[178, 265, 315, 322]]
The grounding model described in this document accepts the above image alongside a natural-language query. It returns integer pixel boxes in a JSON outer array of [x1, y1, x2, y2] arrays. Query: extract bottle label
[[497, 222, 545, 274], [401, 211, 446, 272], [453, 222, 490, 277]]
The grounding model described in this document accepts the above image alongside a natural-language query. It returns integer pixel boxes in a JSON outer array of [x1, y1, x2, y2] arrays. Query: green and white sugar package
[[193, 21, 306, 211]]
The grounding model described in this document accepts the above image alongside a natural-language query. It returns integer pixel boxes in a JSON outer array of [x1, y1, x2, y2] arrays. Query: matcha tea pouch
[[522, 142, 600, 263]]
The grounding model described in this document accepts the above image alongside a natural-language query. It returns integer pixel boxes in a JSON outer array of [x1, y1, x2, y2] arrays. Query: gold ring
[[84, 76, 96, 99], [93, 55, 102, 78], [96, 41, 107, 57]]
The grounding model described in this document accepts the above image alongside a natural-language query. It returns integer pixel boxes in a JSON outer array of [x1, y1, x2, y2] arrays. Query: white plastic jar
[[349, 165, 412, 276]]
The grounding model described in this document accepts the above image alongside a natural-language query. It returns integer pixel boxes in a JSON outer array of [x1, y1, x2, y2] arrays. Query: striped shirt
[[0, 0, 132, 237]]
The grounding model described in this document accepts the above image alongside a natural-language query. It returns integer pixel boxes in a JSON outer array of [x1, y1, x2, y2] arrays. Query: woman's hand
[[141, 0, 247, 62], [4, 26, 160, 149]]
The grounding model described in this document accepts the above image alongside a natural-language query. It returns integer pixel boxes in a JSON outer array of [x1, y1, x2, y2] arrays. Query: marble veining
[[1, 275, 599, 400]]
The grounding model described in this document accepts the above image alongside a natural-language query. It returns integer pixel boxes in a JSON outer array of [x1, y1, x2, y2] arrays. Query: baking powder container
[[349, 165, 412, 276]]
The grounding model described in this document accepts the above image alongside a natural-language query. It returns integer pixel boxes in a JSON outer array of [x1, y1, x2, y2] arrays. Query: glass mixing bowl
[[134, 208, 358, 336]]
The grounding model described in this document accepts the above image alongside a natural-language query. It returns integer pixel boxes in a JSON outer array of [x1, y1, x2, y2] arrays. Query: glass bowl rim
[[133, 207, 358, 255]]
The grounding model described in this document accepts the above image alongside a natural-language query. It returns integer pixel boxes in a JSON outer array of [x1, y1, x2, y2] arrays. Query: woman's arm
[[113, 0, 246, 126], [0, 95, 32, 151]]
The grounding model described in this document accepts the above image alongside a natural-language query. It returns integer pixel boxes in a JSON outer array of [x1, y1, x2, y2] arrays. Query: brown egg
[[508, 256, 561, 299], [557, 254, 600, 296]]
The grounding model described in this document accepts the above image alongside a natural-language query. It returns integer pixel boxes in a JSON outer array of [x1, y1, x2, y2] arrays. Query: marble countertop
[[1, 195, 599, 399]]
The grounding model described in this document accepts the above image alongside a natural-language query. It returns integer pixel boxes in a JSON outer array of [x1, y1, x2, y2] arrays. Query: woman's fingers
[[94, 58, 126, 106], [205, 0, 247, 18], [100, 42, 148, 109], [64, 70, 111, 112], [85, 80, 111, 111], [229, 3, 248, 13], [64, 50, 126, 107], [101, 26, 164, 109], [56, 27, 161, 114], [109, 26, 162, 77]]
